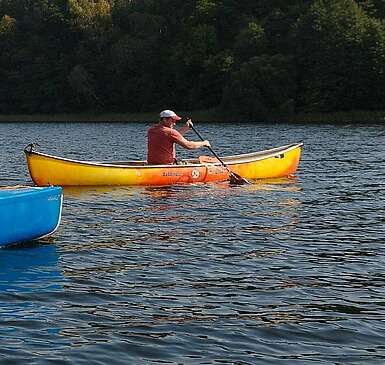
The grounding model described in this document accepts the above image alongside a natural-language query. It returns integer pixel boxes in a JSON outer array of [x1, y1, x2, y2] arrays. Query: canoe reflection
[[63, 186, 141, 199], [61, 179, 302, 244]]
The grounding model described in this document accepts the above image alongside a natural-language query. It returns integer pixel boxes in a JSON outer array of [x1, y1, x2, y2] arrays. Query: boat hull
[[0, 186, 63, 247], [24, 142, 303, 186]]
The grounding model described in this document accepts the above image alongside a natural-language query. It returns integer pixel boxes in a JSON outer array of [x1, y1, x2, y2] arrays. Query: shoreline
[[0, 110, 384, 123], [0, 110, 225, 123]]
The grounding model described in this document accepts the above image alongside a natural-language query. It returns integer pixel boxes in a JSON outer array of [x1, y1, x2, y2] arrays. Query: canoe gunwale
[[24, 141, 303, 169], [222, 141, 303, 164]]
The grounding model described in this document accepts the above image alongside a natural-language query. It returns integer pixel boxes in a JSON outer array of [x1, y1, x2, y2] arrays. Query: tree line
[[0, 0, 384, 119]]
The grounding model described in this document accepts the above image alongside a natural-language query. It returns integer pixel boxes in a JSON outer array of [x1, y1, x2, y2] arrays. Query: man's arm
[[171, 125, 211, 150], [176, 136, 211, 150], [178, 119, 193, 136]]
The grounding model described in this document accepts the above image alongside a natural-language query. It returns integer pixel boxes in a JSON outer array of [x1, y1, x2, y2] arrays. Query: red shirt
[[147, 124, 184, 164]]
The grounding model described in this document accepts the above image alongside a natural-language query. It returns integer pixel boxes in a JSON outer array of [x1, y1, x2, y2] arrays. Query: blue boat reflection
[[0, 243, 63, 293]]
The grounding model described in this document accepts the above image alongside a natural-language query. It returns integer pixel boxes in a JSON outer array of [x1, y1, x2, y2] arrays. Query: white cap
[[159, 109, 182, 121]]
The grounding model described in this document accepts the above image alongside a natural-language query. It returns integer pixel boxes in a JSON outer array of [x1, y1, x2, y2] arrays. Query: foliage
[[0, 14, 16, 34], [0, 0, 384, 118], [294, 0, 385, 112], [223, 54, 296, 119]]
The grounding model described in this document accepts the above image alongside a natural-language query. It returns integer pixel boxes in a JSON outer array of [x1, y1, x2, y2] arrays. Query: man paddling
[[147, 110, 210, 165]]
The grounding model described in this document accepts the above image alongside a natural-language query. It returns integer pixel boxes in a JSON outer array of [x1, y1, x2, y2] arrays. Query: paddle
[[188, 122, 250, 185]]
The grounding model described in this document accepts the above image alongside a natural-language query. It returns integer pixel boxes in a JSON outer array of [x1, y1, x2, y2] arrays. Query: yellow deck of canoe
[[24, 142, 303, 186]]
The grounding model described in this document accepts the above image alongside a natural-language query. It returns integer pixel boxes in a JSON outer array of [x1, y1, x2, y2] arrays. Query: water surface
[[0, 121, 385, 364]]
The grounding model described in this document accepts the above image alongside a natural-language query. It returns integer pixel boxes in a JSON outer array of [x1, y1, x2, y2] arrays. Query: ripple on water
[[1, 122, 385, 364]]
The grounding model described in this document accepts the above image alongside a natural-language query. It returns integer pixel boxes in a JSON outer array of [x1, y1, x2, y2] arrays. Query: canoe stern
[[230, 142, 303, 179]]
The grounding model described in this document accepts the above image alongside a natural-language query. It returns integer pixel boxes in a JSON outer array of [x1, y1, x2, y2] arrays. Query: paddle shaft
[[189, 123, 250, 185], [189, 124, 247, 183], [190, 125, 227, 167]]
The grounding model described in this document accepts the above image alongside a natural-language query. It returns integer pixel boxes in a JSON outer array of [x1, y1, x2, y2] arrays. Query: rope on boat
[[24, 143, 40, 154]]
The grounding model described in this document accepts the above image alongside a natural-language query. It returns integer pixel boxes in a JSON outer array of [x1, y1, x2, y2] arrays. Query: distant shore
[[0, 109, 384, 123], [0, 110, 224, 122]]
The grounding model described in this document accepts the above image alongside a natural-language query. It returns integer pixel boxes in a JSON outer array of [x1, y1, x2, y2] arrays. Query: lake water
[[0, 121, 385, 364]]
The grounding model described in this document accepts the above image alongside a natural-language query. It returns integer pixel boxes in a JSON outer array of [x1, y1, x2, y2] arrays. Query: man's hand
[[202, 140, 211, 148], [185, 118, 193, 129]]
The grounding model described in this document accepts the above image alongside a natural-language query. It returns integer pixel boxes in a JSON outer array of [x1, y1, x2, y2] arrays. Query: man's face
[[165, 117, 176, 127]]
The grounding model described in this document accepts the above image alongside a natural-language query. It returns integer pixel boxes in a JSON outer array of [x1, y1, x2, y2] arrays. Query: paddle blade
[[229, 172, 250, 185]]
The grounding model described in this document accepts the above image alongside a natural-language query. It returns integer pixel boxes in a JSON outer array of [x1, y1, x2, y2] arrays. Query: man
[[147, 109, 211, 165]]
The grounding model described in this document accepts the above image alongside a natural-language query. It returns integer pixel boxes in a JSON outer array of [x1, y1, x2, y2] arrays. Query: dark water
[[0, 121, 385, 364]]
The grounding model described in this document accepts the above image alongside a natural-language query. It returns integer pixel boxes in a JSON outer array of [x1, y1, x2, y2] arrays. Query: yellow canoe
[[24, 142, 303, 186]]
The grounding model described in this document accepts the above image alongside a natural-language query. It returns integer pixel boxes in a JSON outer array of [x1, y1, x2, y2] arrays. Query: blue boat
[[0, 186, 63, 247]]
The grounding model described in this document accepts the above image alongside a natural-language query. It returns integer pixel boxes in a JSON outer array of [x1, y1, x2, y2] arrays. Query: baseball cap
[[159, 109, 182, 121]]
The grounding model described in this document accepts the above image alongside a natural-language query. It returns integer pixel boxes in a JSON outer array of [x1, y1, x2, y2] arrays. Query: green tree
[[294, 0, 385, 112], [233, 21, 265, 64], [0, 14, 16, 33], [68, 0, 112, 33], [223, 54, 296, 119]]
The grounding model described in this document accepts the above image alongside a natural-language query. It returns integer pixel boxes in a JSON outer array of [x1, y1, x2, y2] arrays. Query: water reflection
[[0, 243, 63, 293], [63, 185, 141, 200], [2, 122, 385, 364], [62, 177, 301, 200]]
